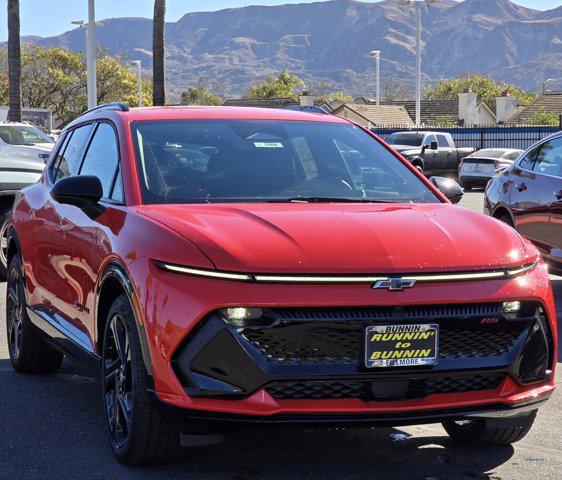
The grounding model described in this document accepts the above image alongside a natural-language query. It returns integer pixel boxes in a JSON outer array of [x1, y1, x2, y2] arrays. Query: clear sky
[[0, 0, 560, 41]]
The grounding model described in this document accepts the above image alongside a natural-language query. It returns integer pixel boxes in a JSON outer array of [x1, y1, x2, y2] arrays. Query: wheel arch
[[97, 261, 153, 376], [410, 156, 425, 171], [492, 205, 514, 226]]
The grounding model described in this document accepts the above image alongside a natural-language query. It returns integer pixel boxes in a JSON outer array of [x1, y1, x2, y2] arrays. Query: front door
[[509, 142, 556, 256]]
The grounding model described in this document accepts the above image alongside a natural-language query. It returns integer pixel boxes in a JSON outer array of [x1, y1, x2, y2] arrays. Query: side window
[[436, 135, 450, 148], [111, 166, 124, 203], [54, 123, 94, 181], [533, 138, 562, 178], [519, 145, 540, 170], [79, 122, 120, 198], [425, 135, 436, 146], [49, 132, 72, 181]]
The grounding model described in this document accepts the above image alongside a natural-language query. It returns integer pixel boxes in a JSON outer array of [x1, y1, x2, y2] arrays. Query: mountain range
[[17, 0, 562, 101]]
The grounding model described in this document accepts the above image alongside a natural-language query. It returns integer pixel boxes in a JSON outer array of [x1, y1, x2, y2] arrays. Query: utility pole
[[132, 61, 143, 107], [370, 51, 381, 126], [398, 0, 442, 126], [87, 0, 97, 109]]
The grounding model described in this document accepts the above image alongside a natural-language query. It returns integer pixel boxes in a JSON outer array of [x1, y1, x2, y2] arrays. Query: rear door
[[435, 134, 456, 174], [30, 123, 95, 325], [509, 142, 556, 254]]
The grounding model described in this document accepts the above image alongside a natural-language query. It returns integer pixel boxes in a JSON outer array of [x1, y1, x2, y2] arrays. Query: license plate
[[365, 324, 439, 368]]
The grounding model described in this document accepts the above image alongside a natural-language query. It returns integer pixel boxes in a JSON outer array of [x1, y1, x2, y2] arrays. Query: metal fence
[[370, 124, 560, 151]]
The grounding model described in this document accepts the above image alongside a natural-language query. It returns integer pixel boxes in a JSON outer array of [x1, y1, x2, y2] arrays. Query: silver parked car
[[458, 148, 523, 190]]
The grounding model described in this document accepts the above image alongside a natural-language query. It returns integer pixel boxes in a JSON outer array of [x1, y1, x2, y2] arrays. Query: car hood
[[0, 143, 52, 165], [137, 203, 532, 274], [389, 145, 421, 155], [0, 156, 45, 173]]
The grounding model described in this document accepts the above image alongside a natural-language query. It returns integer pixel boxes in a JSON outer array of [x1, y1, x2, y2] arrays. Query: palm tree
[[152, 0, 166, 106], [7, 0, 22, 122]]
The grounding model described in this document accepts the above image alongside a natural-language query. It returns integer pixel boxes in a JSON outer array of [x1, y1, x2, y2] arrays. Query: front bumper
[[129, 259, 557, 418], [154, 388, 551, 434]]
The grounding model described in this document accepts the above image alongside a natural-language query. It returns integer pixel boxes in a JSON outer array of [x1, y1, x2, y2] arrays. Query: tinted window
[[50, 133, 71, 181], [386, 133, 424, 146], [425, 135, 436, 146], [131, 120, 439, 204], [79, 123, 120, 198], [111, 167, 124, 203], [436, 135, 449, 148], [519, 146, 540, 170], [54, 123, 94, 181], [533, 137, 562, 178]]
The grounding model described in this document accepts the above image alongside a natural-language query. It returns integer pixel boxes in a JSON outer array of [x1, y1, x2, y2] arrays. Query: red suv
[[5, 104, 557, 464]]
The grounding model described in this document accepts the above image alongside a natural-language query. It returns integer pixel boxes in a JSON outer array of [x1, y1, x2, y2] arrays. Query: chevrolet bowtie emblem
[[372, 277, 416, 291]]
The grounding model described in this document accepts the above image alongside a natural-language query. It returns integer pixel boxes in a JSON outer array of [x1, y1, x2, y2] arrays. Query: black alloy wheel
[[103, 314, 134, 450], [6, 259, 24, 359]]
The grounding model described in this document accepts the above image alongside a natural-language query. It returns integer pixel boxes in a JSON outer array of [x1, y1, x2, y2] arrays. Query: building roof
[[507, 92, 562, 124], [355, 98, 459, 125], [345, 104, 414, 126]]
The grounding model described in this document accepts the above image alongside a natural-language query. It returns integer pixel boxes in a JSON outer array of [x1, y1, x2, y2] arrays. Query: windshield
[[131, 120, 439, 204], [0, 125, 53, 146], [386, 133, 424, 147]]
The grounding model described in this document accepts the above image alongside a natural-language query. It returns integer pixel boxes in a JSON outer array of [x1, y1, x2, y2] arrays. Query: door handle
[[515, 183, 527, 192], [555, 190, 562, 199]]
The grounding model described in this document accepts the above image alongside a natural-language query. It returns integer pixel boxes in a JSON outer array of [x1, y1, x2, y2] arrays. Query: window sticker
[[253, 141, 284, 148]]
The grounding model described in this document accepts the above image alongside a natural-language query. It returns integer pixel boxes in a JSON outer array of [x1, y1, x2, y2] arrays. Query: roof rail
[[82, 102, 129, 116]]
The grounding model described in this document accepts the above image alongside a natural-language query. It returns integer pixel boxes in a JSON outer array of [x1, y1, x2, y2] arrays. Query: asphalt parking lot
[[0, 191, 561, 480]]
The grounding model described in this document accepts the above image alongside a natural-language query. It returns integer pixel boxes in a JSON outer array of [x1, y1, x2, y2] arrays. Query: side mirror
[[429, 176, 464, 204], [51, 175, 103, 209], [430, 141, 438, 150]]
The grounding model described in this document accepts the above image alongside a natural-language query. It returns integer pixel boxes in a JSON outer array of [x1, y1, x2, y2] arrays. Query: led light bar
[[155, 262, 252, 281], [154, 258, 540, 284]]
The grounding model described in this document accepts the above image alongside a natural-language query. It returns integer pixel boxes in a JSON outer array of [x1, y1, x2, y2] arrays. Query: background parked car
[[0, 122, 54, 279], [484, 131, 562, 274], [459, 148, 523, 190], [386, 131, 475, 178]]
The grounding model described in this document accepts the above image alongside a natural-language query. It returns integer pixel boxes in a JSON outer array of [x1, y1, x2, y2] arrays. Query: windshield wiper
[[267, 197, 390, 203]]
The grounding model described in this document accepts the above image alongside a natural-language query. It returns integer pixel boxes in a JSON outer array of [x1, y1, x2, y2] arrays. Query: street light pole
[[87, 0, 97, 110], [399, 0, 441, 127], [415, 6, 421, 126], [132, 61, 143, 107], [370, 50, 381, 126]]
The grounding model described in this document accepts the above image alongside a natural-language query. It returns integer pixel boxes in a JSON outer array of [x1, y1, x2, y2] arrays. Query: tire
[[101, 294, 185, 465], [0, 210, 9, 282], [442, 418, 534, 446], [461, 182, 472, 192], [5, 255, 63, 373], [413, 163, 424, 175]]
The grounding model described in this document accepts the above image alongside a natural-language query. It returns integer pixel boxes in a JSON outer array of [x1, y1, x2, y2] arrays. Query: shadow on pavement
[[0, 359, 515, 480]]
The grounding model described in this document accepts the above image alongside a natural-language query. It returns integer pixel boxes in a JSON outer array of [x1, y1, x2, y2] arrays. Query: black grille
[[242, 323, 527, 365], [267, 374, 505, 400]]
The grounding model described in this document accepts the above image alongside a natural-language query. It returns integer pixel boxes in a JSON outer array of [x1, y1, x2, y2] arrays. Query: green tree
[[181, 86, 222, 106], [245, 70, 305, 100], [7, 0, 22, 122], [0, 45, 153, 125], [152, 0, 166, 106], [317, 91, 353, 103], [525, 107, 559, 126], [423, 73, 535, 106]]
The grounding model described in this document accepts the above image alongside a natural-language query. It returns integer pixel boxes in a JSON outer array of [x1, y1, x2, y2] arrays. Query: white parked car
[[0, 122, 54, 279], [458, 148, 523, 190]]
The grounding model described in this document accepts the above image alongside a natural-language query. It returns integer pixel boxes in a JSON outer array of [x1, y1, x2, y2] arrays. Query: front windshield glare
[[0, 125, 54, 145], [131, 120, 439, 204]]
